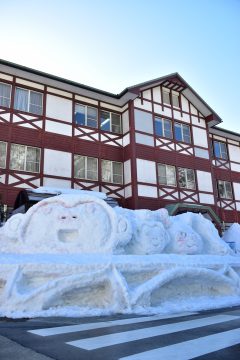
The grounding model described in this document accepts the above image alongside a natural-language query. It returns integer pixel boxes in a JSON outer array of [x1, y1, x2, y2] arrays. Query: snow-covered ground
[[0, 192, 240, 318]]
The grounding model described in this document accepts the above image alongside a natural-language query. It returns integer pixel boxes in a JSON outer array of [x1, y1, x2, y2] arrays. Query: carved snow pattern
[[0, 260, 239, 315]]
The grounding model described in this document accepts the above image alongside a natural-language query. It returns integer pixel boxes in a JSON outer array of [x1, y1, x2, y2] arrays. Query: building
[[0, 59, 239, 230]]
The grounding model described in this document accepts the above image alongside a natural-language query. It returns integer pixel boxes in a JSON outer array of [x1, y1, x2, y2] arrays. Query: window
[[10, 144, 40, 172], [0, 141, 7, 168], [75, 104, 98, 128], [158, 164, 176, 186], [0, 82, 11, 108], [213, 141, 228, 160], [172, 93, 180, 108], [14, 87, 43, 115], [100, 111, 121, 134], [74, 155, 98, 180], [102, 160, 123, 184], [174, 122, 191, 143], [178, 167, 196, 189], [154, 117, 172, 138], [162, 89, 170, 105], [218, 180, 233, 199]]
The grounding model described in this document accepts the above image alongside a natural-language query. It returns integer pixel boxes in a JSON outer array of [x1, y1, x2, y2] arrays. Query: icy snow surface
[[0, 193, 240, 318]]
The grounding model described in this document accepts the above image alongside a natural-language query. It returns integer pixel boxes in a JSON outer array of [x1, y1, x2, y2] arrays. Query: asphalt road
[[0, 306, 240, 360]]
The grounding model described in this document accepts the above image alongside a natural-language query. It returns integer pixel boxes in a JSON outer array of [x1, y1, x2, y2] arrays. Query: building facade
[[0, 60, 240, 228]]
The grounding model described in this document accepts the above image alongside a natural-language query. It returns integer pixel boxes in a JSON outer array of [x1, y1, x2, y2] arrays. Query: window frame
[[154, 117, 173, 139], [0, 141, 7, 168], [217, 180, 233, 199], [174, 122, 191, 144], [101, 159, 123, 184], [162, 88, 171, 105], [172, 93, 180, 108], [9, 143, 41, 173], [213, 140, 228, 160], [14, 87, 43, 115], [74, 154, 98, 181], [100, 110, 122, 134], [157, 163, 176, 187], [74, 103, 98, 128], [0, 81, 11, 108], [178, 167, 196, 190]]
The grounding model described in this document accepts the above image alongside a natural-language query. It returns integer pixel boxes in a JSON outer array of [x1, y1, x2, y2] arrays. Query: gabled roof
[[127, 73, 222, 126], [0, 59, 222, 124]]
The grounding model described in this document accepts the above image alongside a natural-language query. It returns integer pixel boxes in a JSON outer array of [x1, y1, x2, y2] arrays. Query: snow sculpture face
[[170, 228, 203, 255], [127, 221, 169, 255], [3, 195, 130, 254]]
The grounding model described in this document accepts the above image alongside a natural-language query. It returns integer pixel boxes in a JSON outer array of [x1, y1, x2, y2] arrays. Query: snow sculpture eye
[[117, 218, 128, 233]]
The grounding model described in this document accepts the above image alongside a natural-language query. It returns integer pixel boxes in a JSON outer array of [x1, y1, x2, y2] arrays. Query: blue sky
[[1, 0, 240, 132]]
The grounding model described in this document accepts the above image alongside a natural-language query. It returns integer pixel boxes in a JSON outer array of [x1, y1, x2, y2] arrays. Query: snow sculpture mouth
[[58, 229, 79, 243]]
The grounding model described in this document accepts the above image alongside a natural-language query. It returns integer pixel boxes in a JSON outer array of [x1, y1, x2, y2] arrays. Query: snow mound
[[0, 194, 239, 318], [223, 223, 240, 254]]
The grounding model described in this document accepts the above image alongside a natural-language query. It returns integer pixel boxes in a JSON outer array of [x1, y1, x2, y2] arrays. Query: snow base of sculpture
[[0, 254, 240, 318], [0, 193, 240, 318]]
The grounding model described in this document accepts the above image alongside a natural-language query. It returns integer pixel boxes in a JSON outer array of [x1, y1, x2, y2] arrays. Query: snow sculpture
[[124, 211, 169, 255], [175, 212, 232, 255], [0, 193, 240, 318], [166, 220, 203, 255], [223, 223, 240, 254], [1, 195, 131, 254]]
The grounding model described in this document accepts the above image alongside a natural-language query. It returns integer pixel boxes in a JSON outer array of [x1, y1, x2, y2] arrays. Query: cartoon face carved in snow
[[168, 223, 203, 255], [127, 221, 169, 255], [7, 195, 129, 254]]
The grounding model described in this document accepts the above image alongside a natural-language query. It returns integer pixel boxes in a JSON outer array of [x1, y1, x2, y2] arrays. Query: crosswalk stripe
[[28, 312, 196, 336], [66, 314, 239, 350], [119, 328, 240, 360]]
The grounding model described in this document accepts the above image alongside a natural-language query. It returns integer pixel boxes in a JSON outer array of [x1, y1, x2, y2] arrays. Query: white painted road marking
[[66, 315, 239, 350], [28, 312, 196, 336], [119, 328, 240, 360]]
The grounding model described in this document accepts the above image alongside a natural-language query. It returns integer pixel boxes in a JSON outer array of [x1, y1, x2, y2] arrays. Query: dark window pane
[[174, 123, 182, 141], [163, 119, 172, 139], [100, 111, 111, 132], [158, 164, 167, 184], [0, 83, 11, 108], [87, 107, 98, 128], [178, 168, 186, 188], [213, 141, 221, 158], [155, 118, 163, 137], [183, 125, 191, 143], [220, 142, 228, 160], [112, 113, 121, 134], [75, 104, 85, 126]]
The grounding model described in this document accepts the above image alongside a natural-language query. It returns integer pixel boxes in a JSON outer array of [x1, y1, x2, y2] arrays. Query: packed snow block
[[1, 195, 131, 254], [0, 255, 240, 318], [0, 197, 240, 318], [223, 223, 240, 254]]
